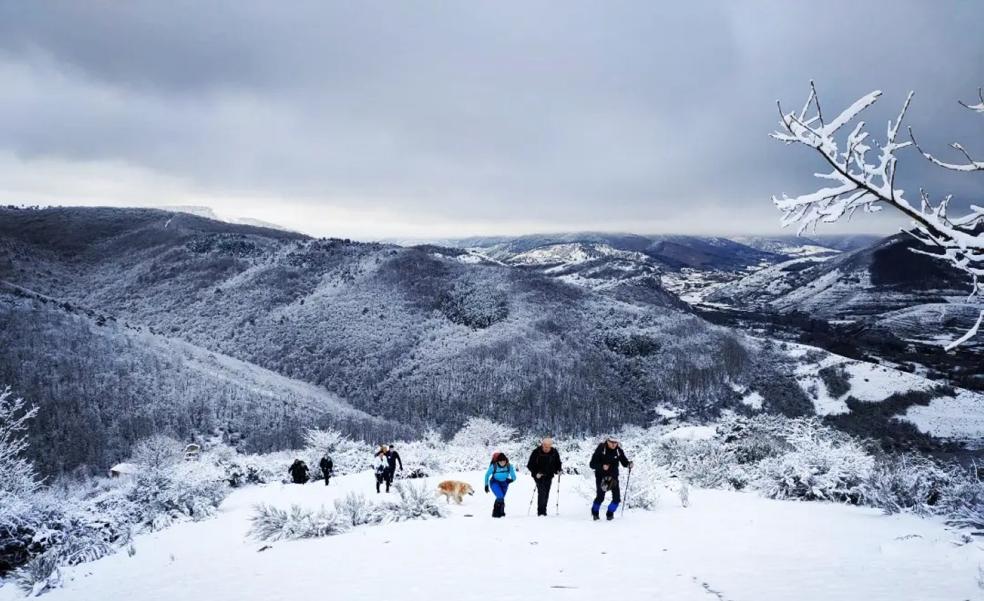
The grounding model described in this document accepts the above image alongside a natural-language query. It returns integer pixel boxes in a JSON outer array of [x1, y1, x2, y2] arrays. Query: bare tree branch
[[772, 83, 984, 349]]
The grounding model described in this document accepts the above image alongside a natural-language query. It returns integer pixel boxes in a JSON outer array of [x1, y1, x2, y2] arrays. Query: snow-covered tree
[[0, 386, 39, 496], [450, 418, 516, 450], [129, 435, 184, 472], [772, 83, 984, 349]]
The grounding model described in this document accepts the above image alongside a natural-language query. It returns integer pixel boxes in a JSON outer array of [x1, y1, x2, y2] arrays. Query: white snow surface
[[901, 390, 984, 441], [9, 471, 982, 601]]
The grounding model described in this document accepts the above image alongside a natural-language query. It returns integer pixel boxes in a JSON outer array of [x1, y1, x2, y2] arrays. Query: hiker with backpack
[[288, 459, 309, 484], [484, 452, 517, 518], [319, 454, 334, 486], [589, 436, 633, 521], [526, 436, 562, 516], [373, 446, 389, 493]]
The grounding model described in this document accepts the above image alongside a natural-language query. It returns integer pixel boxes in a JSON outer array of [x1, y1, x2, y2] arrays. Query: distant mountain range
[[1, 207, 979, 475]]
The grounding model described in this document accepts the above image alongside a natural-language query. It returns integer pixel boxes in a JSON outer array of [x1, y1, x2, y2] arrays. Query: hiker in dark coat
[[288, 459, 309, 484], [383, 445, 403, 492], [589, 436, 632, 521], [319, 454, 334, 486], [526, 436, 562, 516]]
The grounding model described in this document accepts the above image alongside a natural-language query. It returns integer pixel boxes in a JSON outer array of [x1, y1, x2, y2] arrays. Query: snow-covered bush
[[648, 438, 745, 490], [248, 504, 350, 541], [127, 461, 228, 530], [248, 482, 445, 543], [333, 492, 384, 527], [378, 482, 446, 523], [754, 419, 873, 503], [11, 551, 61, 597], [864, 454, 958, 515]]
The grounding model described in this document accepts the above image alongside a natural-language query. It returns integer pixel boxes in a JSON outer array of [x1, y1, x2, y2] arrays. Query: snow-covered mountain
[[2, 207, 981, 479], [705, 234, 980, 326], [0, 207, 761, 471]]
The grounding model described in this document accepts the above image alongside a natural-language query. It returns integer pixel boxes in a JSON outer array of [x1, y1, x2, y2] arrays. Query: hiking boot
[[591, 511, 600, 521], [606, 512, 615, 521]]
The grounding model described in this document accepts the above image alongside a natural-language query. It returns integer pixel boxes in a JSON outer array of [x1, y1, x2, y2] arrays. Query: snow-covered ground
[[9, 471, 982, 601]]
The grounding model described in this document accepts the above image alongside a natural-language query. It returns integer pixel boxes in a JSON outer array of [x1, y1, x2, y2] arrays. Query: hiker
[[526, 436, 562, 516], [288, 459, 309, 484], [373, 446, 389, 493], [319, 454, 334, 486], [484, 452, 516, 518], [589, 436, 632, 521], [383, 444, 403, 492]]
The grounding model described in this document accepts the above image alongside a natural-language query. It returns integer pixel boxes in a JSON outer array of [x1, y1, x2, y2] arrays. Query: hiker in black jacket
[[526, 437, 562, 516], [383, 445, 403, 492], [589, 436, 632, 521], [288, 459, 309, 484], [319, 454, 334, 486]]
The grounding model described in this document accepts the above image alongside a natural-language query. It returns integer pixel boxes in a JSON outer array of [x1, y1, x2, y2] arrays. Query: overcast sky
[[0, 1, 981, 240]]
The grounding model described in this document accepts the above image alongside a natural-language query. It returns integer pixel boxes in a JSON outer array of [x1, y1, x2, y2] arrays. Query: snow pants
[[490, 480, 510, 517], [534, 476, 553, 516], [592, 473, 621, 515]]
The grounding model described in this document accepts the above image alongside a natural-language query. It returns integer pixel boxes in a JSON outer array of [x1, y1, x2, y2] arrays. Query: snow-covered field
[[8, 471, 981, 601]]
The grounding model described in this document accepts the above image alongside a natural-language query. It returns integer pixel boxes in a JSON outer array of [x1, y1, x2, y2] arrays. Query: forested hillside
[[0, 207, 762, 437], [0, 284, 406, 475]]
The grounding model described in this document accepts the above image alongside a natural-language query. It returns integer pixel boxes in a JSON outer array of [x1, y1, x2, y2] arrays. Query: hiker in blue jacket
[[484, 452, 517, 518]]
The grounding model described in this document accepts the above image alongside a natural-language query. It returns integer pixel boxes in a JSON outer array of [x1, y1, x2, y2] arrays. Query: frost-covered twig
[[772, 83, 984, 348]]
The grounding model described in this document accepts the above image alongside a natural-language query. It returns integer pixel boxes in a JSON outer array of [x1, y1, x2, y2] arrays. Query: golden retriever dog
[[435, 480, 475, 504]]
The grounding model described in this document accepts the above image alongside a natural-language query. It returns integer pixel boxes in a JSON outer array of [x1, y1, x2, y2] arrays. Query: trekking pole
[[527, 478, 536, 516], [555, 474, 561, 516], [621, 467, 632, 516]]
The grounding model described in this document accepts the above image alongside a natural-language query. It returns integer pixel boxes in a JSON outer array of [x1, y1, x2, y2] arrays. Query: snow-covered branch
[[0, 386, 39, 495], [772, 82, 984, 349]]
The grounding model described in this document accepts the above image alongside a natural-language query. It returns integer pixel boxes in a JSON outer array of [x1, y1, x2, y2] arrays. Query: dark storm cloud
[[0, 1, 981, 237]]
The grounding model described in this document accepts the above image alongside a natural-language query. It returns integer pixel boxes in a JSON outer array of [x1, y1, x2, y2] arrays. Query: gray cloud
[[0, 0, 980, 238]]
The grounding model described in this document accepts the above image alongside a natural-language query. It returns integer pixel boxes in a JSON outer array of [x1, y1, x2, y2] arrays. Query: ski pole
[[527, 478, 536, 515], [555, 474, 561, 516], [621, 467, 632, 516]]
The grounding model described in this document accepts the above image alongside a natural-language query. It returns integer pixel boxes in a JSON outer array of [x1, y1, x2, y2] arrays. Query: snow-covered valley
[[7, 471, 980, 601]]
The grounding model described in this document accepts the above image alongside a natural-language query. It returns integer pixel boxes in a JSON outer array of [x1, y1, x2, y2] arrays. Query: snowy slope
[[9, 471, 981, 601], [778, 341, 984, 441]]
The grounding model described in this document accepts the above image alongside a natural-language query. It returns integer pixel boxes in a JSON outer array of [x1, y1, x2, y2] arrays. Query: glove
[[628, 461, 634, 469], [506, 478, 514, 483], [484, 485, 490, 494]]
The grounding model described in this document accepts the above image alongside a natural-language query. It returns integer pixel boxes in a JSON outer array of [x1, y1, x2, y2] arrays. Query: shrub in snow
[[127, 462, 228, 530], [650, 438, 745, 490], [248, 504, 350, 541], [248, 483, 444, 543], [716, 415, 794, 465], [11, 552, 61, 597], [378, 482, 446, 523], [333, 492, 384, 527], [754, 419, 873, 503], [864, 454, 957, 515]]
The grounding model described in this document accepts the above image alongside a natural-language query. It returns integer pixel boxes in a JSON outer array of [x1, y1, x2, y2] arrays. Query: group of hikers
[[485, 435, 631, 520], [287, 454, 335, 486], [286, 435, 632, 521], [287, 444, 403, 493]]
